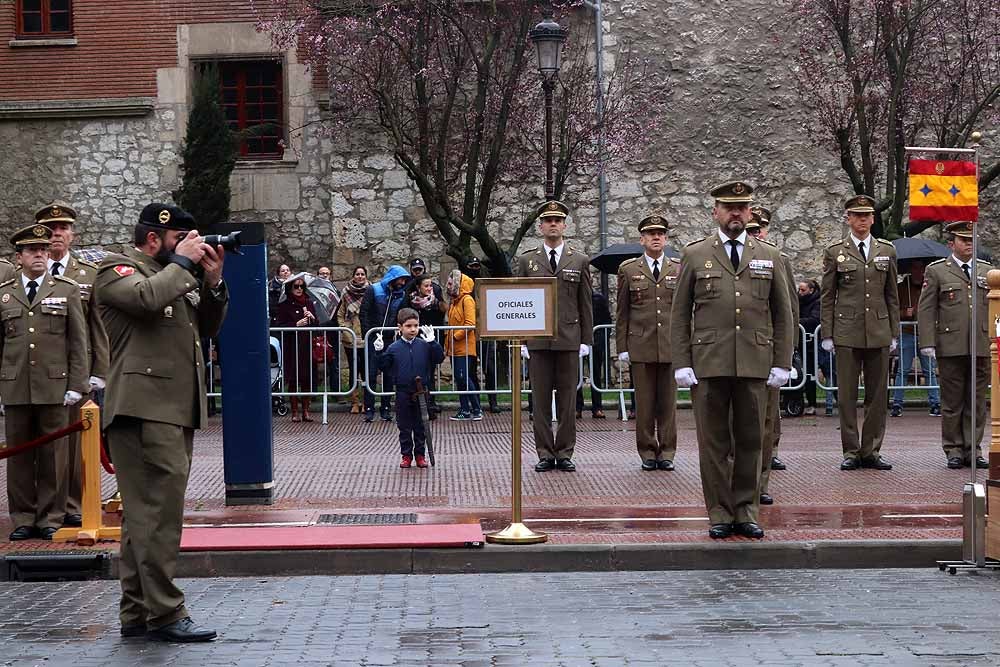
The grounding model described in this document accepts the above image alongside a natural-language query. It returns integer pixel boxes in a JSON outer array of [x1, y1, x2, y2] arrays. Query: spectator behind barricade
[[334, 265, 370, 415], [273, 277, 317, 422], [378, 308, 445, 469], [268, 264, 291, 317], [360, 264, 411, 422], [444, 270, 483, 421], [798, 279, 821, 415], [403, 273, 447, 418], [891, 260, 939, 417], [577, 285, 611, 418]]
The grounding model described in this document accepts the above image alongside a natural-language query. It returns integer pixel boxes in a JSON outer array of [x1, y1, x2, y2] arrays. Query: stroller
[[270, 335, 289, 416]]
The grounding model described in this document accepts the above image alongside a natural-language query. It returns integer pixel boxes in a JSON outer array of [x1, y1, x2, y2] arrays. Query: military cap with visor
[[35, 201, 77, 226], [637, 214, 669, 234], [710, 180, 755, 203], [746, 211, 763, 231], [537, 200, 570, 220], [751, 205, 772, 224], [945, 221, 974, 239], [139, 203, 197, 231], [11, 223, 53, 249], [844, 194, 876, 213]]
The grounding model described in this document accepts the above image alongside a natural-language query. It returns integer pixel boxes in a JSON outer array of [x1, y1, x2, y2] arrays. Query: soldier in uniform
[[1, 224, 88, 541], [36, 201, 110, 527], [746, 206, 799, 505], [820, 194, 900, 471], [917, 221, 990, 469], [615, 214, 680, 471], [0, 256, 14, 284], [671, 181, 794, 539], [514, 200, 594, 472], [96, 203, 227, 642]]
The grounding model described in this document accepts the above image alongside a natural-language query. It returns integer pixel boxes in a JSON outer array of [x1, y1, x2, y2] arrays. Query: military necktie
[[549, 249, 557, 273], [26, 280, 37, 304], [858, 241, 866, 261], [51, 262, 61, 277], [728, 240, 740, 271], [652, 259, 660, 281], [963, 263, 971, 281]]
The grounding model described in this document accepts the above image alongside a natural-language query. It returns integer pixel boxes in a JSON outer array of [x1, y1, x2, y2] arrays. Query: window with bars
[[17, 0, 73, 36], [219, 61, 284, 159]]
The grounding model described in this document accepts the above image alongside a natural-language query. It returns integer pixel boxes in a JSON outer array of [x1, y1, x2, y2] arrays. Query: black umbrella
[[892, 237, 949, 262], [589, 243, 680, 274]]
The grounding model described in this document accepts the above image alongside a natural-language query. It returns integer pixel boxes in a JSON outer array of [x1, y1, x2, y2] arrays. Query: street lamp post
[[529, 7, 568, 199]]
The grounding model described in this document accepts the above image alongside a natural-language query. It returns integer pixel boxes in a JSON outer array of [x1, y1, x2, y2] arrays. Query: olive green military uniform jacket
[[95, 248, 229, 431], [0, 259, 15, 285], [615, 255, 679, 363], [917, 258, 991, 358], [514, 243, 594, 351], [671, 234, 794, 379], [820, 236, 900, 348], [0, 273, 89, 404], [60, 255, 110, 379]]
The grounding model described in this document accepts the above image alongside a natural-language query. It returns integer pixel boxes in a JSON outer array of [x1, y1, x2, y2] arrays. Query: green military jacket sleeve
[[95, 247, 229, 430], [64, 256, 110, 380], [0, 259, 14, 285], [514, 244, 594, 351], [917, 258, 991, 358], [820, 237, 900, 348], [615, 255, 679, 363], [0, 273, 89, 405]]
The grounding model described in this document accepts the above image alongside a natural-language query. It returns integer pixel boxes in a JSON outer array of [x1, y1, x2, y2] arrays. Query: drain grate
[[317, 513, 417, 526], [4, 551, 112, 582]]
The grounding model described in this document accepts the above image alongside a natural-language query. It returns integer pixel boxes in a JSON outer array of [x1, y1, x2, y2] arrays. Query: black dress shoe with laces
[[556, 458, 576, 472], [146, 617, 217, 643], [641, 459, 657, 471], [734, 522, 765, 539], [363, 409, 375, 423], [709, 523, 733, 539], [947, 457, 964, 469], [9, 525, 34, 541], [657, 460, 675, 471], [63, 513, 82, 527], [861, 456, 892, 470], [770, 456, 786, 470], [39, 526, 58, 540], [840, 457, 860, 470], [534, 458, 556, 472], [121, 623, 146, 638], [973, 456, 989, 468], [759, 493, 774, 505]]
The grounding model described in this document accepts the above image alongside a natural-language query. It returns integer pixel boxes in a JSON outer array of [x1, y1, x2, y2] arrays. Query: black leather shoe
[[9, 525, 34, 541], [39, 527, 58, 540], [146, 617, 217, 643], [63, 513, 82, 527], [709, 523, 733, 539], [641, 459, 657, 471], [890, 404, 903, 417], [974, 456, 989, 468], [734, 522, 765, 539], [534, 458, 556, 472], [657, 459, 675, 471], [861, 456, 893, 470], [121, 623, 146, 638], [840, 457, 860, 470], [363, 410, 375, 423], [759, 493, 774, 505], [379, 407, 393, 422], [770, 456, 786, 470], [556, 458, 576, 472], [947, 457, 964, 469]]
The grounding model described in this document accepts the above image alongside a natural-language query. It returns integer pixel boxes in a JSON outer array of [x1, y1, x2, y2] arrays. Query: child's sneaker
[[415, 455, 429, 468], [450, 411, 472, 421], [400, 455, 412, 468], [471, 410, 484, 421]]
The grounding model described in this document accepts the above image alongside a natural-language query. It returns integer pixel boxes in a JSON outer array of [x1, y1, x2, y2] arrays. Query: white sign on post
[[475, 278, 557, 340]]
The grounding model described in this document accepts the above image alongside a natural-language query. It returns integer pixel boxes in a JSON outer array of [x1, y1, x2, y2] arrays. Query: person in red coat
[[273, 277, 317, 421]]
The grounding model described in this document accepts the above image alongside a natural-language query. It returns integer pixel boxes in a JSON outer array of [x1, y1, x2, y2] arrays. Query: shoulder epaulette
[[757, 238, 777, 247], [54, 274, 79, 287], [75, 257, 99, 269], [668, 256, 681, 264], [926, 258, 946, 267], [977, 258, 991, 264], [825, 239, 843, 249], [619, 257, 640, 269], [0, 279, 14, 288], [684, 238, 705, 248], [520, 246, 539, 255], [97, 253, 132, 270], [0, 258, 13, 267], [876, 238, 892, 245]]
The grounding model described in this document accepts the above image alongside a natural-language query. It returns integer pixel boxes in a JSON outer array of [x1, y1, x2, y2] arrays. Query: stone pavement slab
[[1, 569, 998, 666]]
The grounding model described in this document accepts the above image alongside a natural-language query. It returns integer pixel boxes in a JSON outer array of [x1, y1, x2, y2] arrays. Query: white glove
[[674, 367, 698, 388], [64, 391, 82, 406], [767, 367, 791, 388], [520, 346, 530, 360], [419, 325, 435, 342], [88, 376, 106, 391], [579, 344, 590, 358], [618, 351, 630, 364], [821, 338, 835, 353], [373, 333, 384, 352], [889, 337, 898, 353], [920, 346, 936, 360]]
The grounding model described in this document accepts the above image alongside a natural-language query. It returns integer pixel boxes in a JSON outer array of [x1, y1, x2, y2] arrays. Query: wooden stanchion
[[53, 401, 121, 545], [985, 271, 1000, 559]]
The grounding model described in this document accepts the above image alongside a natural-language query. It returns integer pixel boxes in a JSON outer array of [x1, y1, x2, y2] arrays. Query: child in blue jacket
[[378, 308, 445, 468]]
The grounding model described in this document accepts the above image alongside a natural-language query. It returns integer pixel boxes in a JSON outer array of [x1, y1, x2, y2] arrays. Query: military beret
[[844, 194, 876, 213], [35, 201, 77, 226], [537, 200, 569, 220], [139, 203, 197, 231], [638, 214, 668, 234], [944, 221, 974, 238], [710, 180, 754, 203], [11, 223, 53, 249], [751, 205, 771, 225]]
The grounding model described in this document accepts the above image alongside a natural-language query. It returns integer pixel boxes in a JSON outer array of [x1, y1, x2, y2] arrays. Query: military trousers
[[691, 376, 767, 525], [631, 362, 677, 462], [759, 386, 781, 495], [528, 350, 579, 461], [107, 417, 193, 630], [4, 404, 70, 530], [834, 346, 889, 460], [937, 355, 988, 461]]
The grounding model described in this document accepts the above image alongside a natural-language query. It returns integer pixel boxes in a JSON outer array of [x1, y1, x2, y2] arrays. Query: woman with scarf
[[334, 266, 370, 414], [273, 276, 318, 421], [444, 270, 483, 421]]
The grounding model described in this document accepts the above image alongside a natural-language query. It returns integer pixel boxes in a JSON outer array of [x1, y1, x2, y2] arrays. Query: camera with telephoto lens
[[202, 230, 243, 255]]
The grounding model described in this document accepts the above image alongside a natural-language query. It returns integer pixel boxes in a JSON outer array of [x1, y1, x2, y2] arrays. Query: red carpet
[[180, 523, 485, 551]]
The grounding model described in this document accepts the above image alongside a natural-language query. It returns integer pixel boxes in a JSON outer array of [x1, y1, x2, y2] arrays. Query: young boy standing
[[378, 308, 445, 468]]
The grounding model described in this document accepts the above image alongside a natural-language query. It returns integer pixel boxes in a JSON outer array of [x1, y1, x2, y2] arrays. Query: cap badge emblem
[[1, 294, 8, 304], [704, 260, 713, 269], [33, 225, 47, 237], [158, 210, 171, 224], [164, 306, 173, 319], [546, 202, 560, 212], [732, 183, 745, 194], [51, 207, 61, 217], [837, 254, 846, 263]]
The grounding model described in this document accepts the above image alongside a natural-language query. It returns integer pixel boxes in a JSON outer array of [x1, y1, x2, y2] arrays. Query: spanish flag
[[908, 159, 978, 222]]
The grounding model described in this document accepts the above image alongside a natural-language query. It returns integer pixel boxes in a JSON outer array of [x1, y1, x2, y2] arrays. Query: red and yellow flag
[[908, 159, 978, 221]]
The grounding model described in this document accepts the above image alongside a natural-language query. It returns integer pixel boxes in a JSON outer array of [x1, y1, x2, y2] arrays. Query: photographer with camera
[[95, 203, 228, 643]]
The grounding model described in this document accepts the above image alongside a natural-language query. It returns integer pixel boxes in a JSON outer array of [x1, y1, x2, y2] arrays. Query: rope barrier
[[0, 418, 87, 462], [100, 435, 115, 475]]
